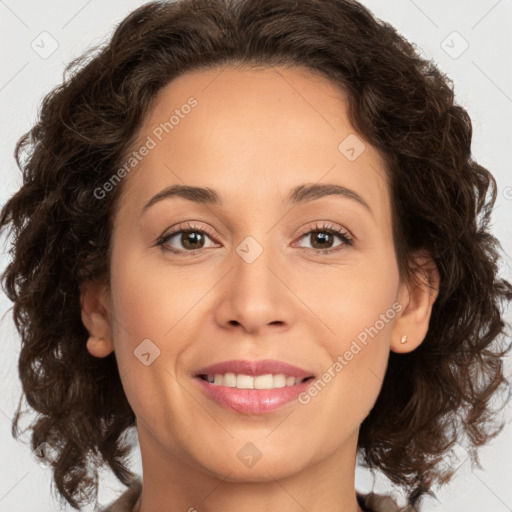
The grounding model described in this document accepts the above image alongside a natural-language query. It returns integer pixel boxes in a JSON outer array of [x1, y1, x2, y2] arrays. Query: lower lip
[[195, 376, 314, 414]]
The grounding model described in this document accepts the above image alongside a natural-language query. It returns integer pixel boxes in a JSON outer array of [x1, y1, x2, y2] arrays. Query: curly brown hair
[[1, 0, 511, 510]]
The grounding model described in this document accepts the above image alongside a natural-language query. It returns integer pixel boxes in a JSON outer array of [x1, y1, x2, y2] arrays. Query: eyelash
[[155, 221, 354, 255]]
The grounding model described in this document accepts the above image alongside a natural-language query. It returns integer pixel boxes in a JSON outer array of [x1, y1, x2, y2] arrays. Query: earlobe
[[391, 252, 440, 354], [86, 335, 114, 358], [80, 280, 114, 358]]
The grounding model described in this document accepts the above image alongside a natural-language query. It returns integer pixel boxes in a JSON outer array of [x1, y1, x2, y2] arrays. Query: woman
[[1, 0, 510, 511]]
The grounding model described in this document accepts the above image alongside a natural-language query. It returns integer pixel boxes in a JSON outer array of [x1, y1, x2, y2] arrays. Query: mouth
[[193, 359, 316, 414], [195, 359, 314, 385], [194, 374, 315, 414], [197, 373, 314, 389]]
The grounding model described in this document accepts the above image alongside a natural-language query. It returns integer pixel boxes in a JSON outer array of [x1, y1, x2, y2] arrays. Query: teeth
[[204, 373, 305, 389], [223, 372, 237, 387], [237, 374, 254, 389], [285, 376, 295, 386]]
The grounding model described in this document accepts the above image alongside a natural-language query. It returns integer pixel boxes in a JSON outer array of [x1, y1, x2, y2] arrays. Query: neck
[[134, 423, 365, 512]]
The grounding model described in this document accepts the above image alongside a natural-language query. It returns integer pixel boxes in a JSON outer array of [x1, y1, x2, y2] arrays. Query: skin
[[81, 64, 439, 512]]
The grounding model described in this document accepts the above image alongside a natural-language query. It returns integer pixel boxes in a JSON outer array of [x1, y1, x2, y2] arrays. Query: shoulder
[[99, 478, 142, 512], [357, 491, 415, 512]]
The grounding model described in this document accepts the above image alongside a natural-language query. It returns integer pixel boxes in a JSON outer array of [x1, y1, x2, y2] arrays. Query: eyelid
[[294, 220, 353, 240], [155, 221, 219, 248], [155, 220, 355, 255], [291, 221, 354, 253]]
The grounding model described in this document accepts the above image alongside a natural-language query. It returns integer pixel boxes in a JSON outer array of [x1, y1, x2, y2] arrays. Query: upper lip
[[195, 359, 315, 379]]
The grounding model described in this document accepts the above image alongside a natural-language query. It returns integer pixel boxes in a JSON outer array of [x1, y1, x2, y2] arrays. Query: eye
[[156, 222, 220, 254], [293, 222, 354, 254], [155, 221, 354, 256]]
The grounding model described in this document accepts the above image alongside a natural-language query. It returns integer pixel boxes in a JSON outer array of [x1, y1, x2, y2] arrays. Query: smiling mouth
[[198, 373, 315, 390]]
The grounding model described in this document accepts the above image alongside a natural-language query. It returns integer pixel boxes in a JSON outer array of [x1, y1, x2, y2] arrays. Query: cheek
[[307, 250, 399, 349], [108, 245, 202, 344], [306, 251, 400, 405], [106, 246, 215, 400], [107, 251, 195, 432]]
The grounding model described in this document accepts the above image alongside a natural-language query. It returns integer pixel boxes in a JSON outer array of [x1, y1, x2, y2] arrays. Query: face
[[94, 64, 410, 482]]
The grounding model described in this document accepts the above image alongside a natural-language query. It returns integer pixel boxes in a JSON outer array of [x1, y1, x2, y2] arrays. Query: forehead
[[116, 64, 390, 223]]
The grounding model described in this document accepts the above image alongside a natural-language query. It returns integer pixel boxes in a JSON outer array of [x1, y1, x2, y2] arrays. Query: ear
[[390, 251, 440, 354], [80, 279, 114, 358]]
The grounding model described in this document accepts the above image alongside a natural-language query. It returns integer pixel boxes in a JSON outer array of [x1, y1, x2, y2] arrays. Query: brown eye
[[156, 223, 220, 255], [178, 231, 206, 250], [308, 230, 336, 250], [294, 223, 353, 254], [159, 229, 216, 253]]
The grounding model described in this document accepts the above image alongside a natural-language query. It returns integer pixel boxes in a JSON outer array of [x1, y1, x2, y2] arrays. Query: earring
[[400, 335, 407, 344]]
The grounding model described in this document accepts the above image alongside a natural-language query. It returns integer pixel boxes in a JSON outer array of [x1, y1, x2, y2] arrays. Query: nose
[[214, 238, 296, 335]]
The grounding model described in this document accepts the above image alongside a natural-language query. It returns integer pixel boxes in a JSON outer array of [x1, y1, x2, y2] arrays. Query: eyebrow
[[142, 182, 372, 215]]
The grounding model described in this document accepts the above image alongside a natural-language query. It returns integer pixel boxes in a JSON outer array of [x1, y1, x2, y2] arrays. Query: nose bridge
[[230, 195, 279, 279], [232, 231, 279, 297], [216, 227, 293, 332]]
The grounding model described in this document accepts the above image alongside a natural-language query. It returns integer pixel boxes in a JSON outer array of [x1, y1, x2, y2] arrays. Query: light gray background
[[1, 1, 511, 511]]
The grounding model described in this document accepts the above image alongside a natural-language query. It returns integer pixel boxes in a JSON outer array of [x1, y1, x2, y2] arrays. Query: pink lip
[[195, 376, 314, 414], [195, 359, 314, 379], [194, 359, 315, 415]]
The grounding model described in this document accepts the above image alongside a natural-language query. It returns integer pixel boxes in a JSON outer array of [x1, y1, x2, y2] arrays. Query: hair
[[1, 0, 511, 509]]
